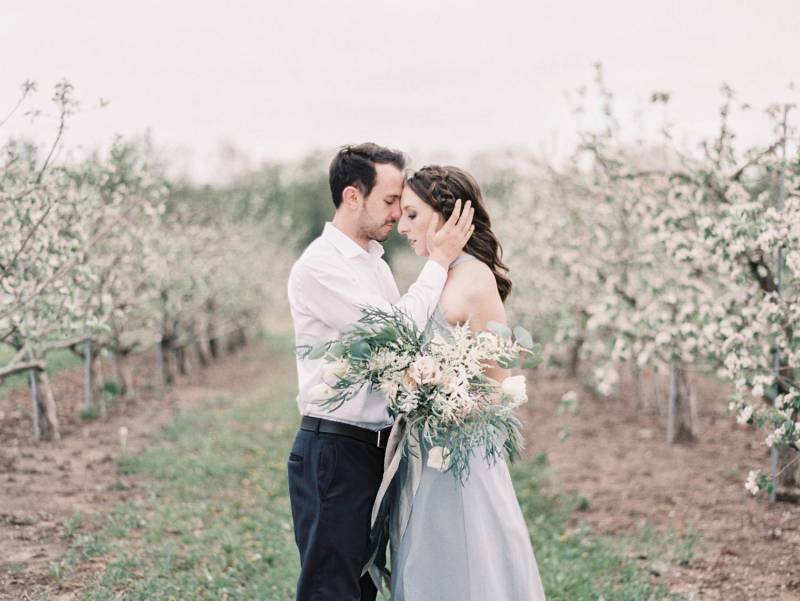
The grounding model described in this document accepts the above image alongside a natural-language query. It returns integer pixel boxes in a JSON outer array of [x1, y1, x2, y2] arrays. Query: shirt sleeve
[[291, 256, 447, 332]]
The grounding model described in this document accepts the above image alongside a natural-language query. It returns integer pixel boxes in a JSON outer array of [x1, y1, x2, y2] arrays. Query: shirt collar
[[323, 222, 385, 259]]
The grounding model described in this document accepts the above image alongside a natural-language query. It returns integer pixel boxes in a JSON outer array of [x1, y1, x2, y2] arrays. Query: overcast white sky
[[2, 0, 798, 180]]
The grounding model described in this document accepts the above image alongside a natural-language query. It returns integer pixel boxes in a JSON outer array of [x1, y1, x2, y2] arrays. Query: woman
[[386, 165, 547, 600]]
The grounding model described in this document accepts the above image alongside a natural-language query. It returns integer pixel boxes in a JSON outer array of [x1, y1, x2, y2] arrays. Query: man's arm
[[291, 257, 447, 332]]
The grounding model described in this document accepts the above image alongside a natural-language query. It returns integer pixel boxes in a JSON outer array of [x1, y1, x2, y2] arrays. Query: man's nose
[[390, 204, 402, 221]]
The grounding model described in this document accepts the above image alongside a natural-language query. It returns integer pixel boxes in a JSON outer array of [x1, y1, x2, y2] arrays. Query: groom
[[286, 143, 473, 601]]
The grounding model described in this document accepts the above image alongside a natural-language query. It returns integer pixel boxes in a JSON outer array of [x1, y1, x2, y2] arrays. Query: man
[[286, 142, 474, 601]]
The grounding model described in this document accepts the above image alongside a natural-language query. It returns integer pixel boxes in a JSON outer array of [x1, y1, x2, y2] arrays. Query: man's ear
[[341, 185, 362, 211]]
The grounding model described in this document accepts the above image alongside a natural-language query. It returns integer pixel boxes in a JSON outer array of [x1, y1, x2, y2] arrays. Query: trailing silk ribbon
[[361, 413, 424, 591]]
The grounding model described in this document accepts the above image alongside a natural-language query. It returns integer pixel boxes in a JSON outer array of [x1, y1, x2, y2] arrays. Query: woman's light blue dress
[[388, 254, 547, 601]]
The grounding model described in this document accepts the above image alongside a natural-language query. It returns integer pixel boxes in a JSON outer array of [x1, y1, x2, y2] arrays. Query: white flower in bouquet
[[322, 358, 350, 386], [432, 392, 460, 423], [501, 375, 528, 407], [380, 377, 401, 400], [368, 348, 402, 373], [455, 397, 477, 419], [309, 382, 336, 403], [402, 369, 419, 392], [410, 355, 443, 385], [441, 374, 457, 395], [398, 393, 420, 414], [476, 330, 502, 353], [442, 368, 468, 395]]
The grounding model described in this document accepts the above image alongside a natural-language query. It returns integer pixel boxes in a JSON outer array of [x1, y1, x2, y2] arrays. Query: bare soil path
[[521, 373, 800, 601]]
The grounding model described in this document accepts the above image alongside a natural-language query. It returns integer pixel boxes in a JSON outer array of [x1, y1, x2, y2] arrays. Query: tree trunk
[[84, 338, 95, 413], [206, 299, 220, 360], [631, 364, 648, 412], [158, 334, 174, 388], [567, 309, 589, 378], [567, 336, 584, 379], [32, 367, 60, 441], [667, 360, 695, 445], [226, 332, 236, 355], [95, 347, 108, 418], [190, 324, 209, 368], [654, 375, 665, 417], [774, 444, 800, 503], [112, 348, 134, 398], [28, 366, 41, 441], [226, 325, 247, 353], [774, 397, 800, 503], [174, 344, 188, 376]]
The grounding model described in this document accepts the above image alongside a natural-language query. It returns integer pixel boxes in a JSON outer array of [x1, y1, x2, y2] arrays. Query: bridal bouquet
[[297, 306, 539, 482]]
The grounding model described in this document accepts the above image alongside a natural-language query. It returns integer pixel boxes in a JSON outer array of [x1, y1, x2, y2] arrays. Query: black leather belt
[[301, 416, 393, 449]]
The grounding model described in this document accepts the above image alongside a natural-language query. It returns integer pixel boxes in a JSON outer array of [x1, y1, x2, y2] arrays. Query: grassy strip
[[45, 334, 690, 600]]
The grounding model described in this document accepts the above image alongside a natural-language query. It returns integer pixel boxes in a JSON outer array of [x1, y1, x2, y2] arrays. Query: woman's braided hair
[[406, 165, 512, 302]]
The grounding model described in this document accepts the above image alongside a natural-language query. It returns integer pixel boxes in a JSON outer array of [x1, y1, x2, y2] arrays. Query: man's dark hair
[[329, 143, 406, 208]]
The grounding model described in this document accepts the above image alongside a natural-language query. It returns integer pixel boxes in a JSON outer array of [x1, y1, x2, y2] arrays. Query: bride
[[380, 165, 547, 600]]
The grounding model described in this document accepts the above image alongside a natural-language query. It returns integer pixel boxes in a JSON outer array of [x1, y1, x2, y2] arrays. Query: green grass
[[43, 333, 691, 600]]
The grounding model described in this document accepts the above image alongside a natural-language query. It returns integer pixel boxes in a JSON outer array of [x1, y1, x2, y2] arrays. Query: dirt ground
[[2, 344, 799, 600], [0, 344, 272, 600], [521, 369, 800, 601]]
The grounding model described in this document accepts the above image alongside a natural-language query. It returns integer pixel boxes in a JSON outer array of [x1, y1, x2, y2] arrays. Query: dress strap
[[448, 253, 478, 270]]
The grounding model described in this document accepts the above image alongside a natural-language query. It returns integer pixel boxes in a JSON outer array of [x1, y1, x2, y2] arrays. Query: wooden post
[[771, 104, 798, 503], [654, 374, 665, 417], [174, 344, 188, 376], [206, 299, 219, 360], [27, 350, 40, 441], [667, 359, 695, 445], [667, 363, 676, 444], [84, 335, 93, 412], [156, 338, 167, 393]]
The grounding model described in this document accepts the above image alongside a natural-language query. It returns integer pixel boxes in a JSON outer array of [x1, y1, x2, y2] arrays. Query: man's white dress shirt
[[287, 222, 447, 430]]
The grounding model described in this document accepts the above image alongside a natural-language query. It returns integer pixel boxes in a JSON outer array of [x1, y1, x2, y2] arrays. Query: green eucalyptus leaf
[[487, 321, 512, 338], [307, 341, 328, 360], [349, 340, 372, 360], [498, 355, 519, 369], [373, 326, 397, 343], [513, 326, 534, 349], [523, 354, 543, 369], [328, 342, 345, 358]]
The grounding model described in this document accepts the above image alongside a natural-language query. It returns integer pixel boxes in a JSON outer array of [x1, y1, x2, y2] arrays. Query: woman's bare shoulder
[[450, 259, 499, 302]]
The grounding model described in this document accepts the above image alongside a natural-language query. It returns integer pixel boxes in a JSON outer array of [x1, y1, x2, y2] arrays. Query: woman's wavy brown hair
[[406, 165, 512, 302]]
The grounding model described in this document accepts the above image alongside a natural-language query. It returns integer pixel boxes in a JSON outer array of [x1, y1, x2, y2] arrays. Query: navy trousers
[[287, 427, 386, 601]]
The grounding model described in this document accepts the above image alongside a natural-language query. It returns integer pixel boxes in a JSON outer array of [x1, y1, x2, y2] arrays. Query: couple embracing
[[286, 143, 547, 601]]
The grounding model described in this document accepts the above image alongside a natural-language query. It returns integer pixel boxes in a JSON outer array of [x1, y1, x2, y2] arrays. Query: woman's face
[[397, 187, 439, 256]]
